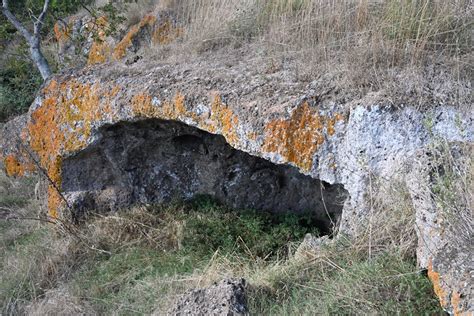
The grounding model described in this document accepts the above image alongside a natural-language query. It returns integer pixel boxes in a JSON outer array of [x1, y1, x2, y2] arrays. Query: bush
[[0, 57, 42, 122]]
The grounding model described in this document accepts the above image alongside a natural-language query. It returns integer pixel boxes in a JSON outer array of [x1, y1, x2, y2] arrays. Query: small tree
[[1, 0, 52, 80]]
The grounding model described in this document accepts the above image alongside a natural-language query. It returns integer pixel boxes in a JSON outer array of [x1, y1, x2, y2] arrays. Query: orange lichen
[[87, 16, 110, 65], [26, 79, 121, 218], [53, 21, 70, 43], [114, 14, 157, 60], [130, 91, 239, 145], [327, 113, 344, 136], [88, 41, 110, 65], [207, 95, 239, 146], [451, 291, 461, 316], [427, 259, 448, 308], [4, 154, 35, 177], [131, 91, 197, 123], [131, 92, 156, 117], [247, 132, 257, 141], [174, 92, 186, 115], [263, 102, 343, 171], [103, 85, 121, 119], [28, 83, 65, 218], [152, 19, 182, 45]]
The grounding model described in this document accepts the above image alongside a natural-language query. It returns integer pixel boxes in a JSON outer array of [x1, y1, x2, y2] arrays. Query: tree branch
[[1, 0, 33, 43], [34, 0, 50, 35]]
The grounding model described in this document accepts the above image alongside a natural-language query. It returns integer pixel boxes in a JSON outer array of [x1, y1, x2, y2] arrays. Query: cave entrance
[[61, 119, 348, 234]]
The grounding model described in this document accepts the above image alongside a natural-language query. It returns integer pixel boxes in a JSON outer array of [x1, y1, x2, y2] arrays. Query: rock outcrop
[[0, 10, 472, 315], [52, 10, 181, 69]]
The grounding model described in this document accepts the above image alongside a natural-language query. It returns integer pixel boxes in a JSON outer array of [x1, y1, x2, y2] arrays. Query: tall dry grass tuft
[[170, 0, 471, 64], [429, 142, 473, 247], [151, 0, 472, 108]]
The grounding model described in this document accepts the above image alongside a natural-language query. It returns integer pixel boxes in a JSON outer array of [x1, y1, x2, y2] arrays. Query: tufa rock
[[167, 278, 248, 316], [1, 15, 472, 314]]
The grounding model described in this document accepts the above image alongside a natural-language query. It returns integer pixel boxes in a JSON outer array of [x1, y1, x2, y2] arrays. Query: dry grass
[[429, 142, 473, 247], [147, 0, 472, 108], [185, 178, 440, 314]]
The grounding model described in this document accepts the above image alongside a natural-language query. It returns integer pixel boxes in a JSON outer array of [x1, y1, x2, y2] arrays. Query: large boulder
[[1, 18, 472, 314]]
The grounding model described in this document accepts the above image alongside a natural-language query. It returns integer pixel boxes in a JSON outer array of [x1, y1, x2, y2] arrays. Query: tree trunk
[[2, 0, 52, 81]]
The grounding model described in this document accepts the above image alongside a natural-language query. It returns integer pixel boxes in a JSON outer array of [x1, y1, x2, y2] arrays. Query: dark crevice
[[61, 119, 348, 233]]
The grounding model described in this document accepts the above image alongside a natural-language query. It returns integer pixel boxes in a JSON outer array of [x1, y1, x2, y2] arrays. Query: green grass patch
[[0, 228, 51, 312], [0, 195, 29, 207], [0, 194, 443, 315], [67, 197, 319, 313], [248, 251, 441, 315]]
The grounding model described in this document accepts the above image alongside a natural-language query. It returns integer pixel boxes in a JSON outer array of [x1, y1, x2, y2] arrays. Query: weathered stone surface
[[51, 9, 181, 69], [294, 234, 331, 260], [1, 20, 473, 313], [407, 144, 473, 315], [167, 278, 248, 316]]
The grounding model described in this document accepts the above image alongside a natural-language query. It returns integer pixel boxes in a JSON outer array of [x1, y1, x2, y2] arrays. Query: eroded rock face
[[0, 31, 472, 314], [62, 119, 345, 229], [167, 278, 248, 316], [407, 144, 473, 315], [52, 10, 181, 69]]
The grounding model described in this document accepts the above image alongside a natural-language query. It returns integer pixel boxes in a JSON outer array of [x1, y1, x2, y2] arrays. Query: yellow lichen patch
[[152, 19, 183, 45], [87, 16, 111, 65], [262, 102, 343, 171], [247, 132, 257, 141], [4, 154, 35, 177], [427, 259, 448, 308], [131, 91, 197, 123], [450, 291, 471, 316], [62, 82, 102, 151], [103, 85, 122, 120], [162, 92, 189, 120], [174, 92, 186, 115], [88, 41, 110, 65], [131, 92, 156, 117], [208, 95, 239, 146], [114, 14, 157, 60], [47, 187, 60, 219], [327, 113, 344, 136], [28, 82, 66, 218], [46, 156, 63, 219]]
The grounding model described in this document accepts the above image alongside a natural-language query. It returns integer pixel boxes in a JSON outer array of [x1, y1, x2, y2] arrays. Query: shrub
[[0, 57, 42, 122]]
